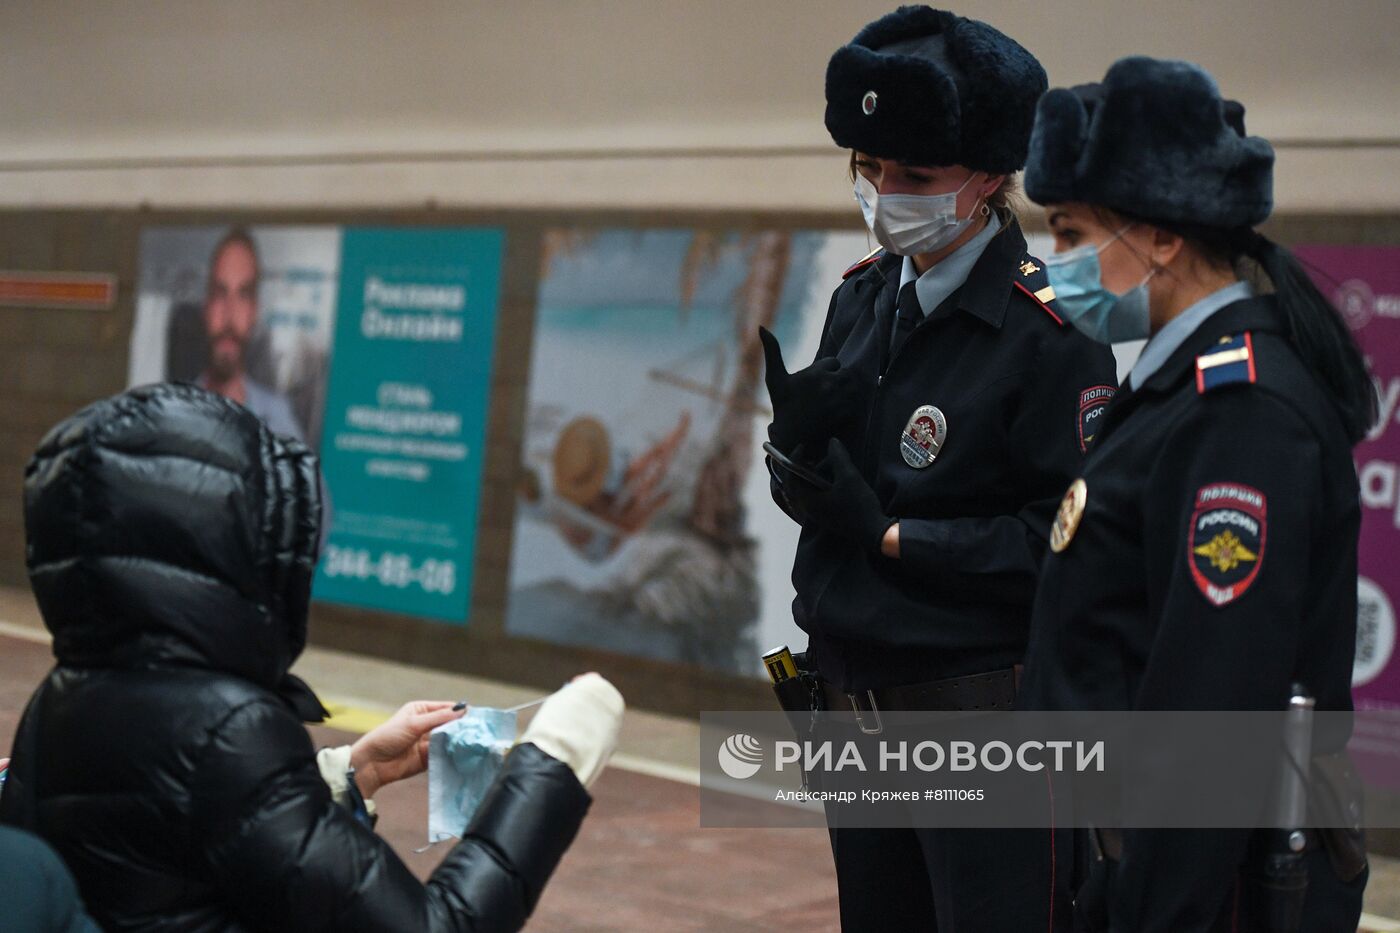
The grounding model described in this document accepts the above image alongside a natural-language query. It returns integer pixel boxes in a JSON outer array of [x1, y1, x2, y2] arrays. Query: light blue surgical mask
[[426, 706, 518, 843], [1044, 226, 1155, 344]]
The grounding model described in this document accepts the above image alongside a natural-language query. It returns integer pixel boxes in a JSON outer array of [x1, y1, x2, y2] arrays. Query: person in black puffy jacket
[[0, 383, 615, 933]]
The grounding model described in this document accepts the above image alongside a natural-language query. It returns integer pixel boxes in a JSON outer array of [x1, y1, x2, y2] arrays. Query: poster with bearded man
[[128, 225, 338, 451]]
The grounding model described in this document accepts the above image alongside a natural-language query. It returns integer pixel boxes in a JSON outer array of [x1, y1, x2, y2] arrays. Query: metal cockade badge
[[900, 405, 947, 468]]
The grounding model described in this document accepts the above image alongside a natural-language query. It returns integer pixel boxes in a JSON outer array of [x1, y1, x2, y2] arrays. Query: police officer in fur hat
[[1018, 56, 1374, 932], [759, 7, 1116, 930]]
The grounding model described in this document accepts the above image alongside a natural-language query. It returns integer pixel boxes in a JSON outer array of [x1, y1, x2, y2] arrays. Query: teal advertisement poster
[[131, 225, 505, 624], [314, 228, 504, 621]]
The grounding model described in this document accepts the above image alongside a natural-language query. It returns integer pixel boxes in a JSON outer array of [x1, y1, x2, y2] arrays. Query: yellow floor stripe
[[608, 752, 700, 786], [320, 699, 392, 736], [0, 619, 51, 644], [315, 698, 705, 788], [6, 624, 1400, 931], [0, 634, 400, 740], [1361, 913, 1400, 933]]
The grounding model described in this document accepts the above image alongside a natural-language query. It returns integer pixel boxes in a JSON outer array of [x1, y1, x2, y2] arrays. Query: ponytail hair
[[1237, 231, 1378, 444], [1099, 206, 1378, 445]]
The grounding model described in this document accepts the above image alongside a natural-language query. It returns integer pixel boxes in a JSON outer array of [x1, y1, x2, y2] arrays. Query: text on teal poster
[[313, 227, 504, 622]]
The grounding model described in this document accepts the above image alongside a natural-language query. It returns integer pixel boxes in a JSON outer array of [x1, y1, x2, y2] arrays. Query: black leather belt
[[1092, 826, 1322, 864], [819, 667, 1019, 734]]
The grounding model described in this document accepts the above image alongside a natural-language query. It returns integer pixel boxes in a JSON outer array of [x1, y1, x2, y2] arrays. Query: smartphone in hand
[[763, 441, 833, 492]]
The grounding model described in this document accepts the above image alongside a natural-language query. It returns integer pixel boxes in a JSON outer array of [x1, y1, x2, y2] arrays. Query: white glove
[[518, 673, 624, 789]]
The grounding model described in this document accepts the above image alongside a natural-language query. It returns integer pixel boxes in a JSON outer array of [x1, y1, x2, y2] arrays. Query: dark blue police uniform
[[766, 7, 1123, 930], [769, 217, 1116, 932], [1018, 296, 1369, 932], [774, 219, 1118, 695], [1019, 55, 1371, 933]]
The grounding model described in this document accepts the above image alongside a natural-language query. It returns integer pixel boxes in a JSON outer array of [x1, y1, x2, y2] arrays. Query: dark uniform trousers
[[823, 796, 1076, 933], [1019, 296, 1368, 932], [772, 219, 1117, 931]]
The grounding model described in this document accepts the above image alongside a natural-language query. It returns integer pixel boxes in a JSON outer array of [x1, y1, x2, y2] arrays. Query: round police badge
[[861, 90, 878, 115], [1050, 478, 1088, 553], [900, 405, 947, 469]]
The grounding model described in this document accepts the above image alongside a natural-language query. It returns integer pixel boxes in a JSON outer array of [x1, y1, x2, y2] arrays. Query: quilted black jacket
[[0, 383, 590, 932]]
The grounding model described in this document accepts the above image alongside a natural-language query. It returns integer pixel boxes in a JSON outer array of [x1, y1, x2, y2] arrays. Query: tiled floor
[[2, 583, 1397, 930], [0, 587, 839, 932], [306, 719, 840, 932]]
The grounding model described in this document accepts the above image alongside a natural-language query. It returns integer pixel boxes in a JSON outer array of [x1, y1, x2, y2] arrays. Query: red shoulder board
[[1012, 254, 1064, 326], [843, 248, 885, 279]]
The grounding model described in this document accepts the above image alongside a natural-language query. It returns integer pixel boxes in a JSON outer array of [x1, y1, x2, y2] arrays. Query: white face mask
[[854, 170, 982, 256]]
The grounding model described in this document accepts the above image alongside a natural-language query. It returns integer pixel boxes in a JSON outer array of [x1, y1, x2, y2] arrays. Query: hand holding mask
[[427, 706, 519, 844], [425, 673, 624, 845]]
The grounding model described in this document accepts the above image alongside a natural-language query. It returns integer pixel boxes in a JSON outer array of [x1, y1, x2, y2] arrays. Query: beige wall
[[2, 0, 1398, 213], [1, 3, 1397, 714]]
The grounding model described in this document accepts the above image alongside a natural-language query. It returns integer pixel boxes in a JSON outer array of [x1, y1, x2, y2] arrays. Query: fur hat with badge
[[824, 6, 1048, 173], [1024, 56, 1275, 228]]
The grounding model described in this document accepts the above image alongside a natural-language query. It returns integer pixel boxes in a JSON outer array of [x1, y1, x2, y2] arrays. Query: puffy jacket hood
[[24, 383, 321, 691]]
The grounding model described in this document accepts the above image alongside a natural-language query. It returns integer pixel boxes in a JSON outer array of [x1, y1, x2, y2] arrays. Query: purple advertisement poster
[[1296, 246, 1400, 719]]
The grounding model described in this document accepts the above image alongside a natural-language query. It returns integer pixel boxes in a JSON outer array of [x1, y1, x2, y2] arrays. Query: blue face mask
[[1044, 226, 1155, 344], [426, 706, 518, 843]]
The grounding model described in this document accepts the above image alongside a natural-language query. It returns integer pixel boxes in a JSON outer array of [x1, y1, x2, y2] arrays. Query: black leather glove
[[788, 438, 895, 555], [768, 441, 821, 527], [759, 326, 860, 453]]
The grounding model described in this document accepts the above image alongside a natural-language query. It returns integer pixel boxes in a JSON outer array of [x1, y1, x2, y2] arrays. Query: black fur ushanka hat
[[1024, 56, 1275, 228], [824, 6, 1047, 174]]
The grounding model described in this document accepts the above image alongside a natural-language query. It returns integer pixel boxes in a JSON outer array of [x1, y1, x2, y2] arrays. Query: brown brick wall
[[0, 207, 850, 715], [1, 208, 1396, 716], [0, 212, 140, 588]]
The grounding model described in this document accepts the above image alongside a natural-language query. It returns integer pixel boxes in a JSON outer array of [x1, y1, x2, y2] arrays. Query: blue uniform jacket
[[1019, 295, 1365, 932], [771, 217, 1118, 692]]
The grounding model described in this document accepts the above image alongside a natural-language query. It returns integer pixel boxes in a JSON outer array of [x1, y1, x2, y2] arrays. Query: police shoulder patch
[[1077, 384, 1116, 452], [1012, 252, 1064, 326], [1196, 332, 1257, 394], [1188, 483, 1266, 607], [843, 247, 885, 279]]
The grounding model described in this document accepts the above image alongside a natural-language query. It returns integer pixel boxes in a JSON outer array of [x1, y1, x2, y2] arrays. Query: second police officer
[[760, 7, 1117, 930], [1018, 57, 1374, 931]]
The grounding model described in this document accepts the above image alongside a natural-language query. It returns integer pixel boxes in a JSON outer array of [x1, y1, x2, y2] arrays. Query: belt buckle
[[847, 690, 883, 735]]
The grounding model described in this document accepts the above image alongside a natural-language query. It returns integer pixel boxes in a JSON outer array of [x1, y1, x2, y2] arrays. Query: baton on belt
[[1254, 684, 1313, 933]]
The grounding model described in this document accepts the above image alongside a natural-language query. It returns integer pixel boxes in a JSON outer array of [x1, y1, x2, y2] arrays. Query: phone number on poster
[[321, 546, 457, 594]]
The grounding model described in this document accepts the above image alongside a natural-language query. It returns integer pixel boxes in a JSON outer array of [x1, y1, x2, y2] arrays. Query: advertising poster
[[131, 225, 504, 624], [314, 228, 503, 621], [1295, 245, 1400, 711], [129, 225, 340, 450], [505, 227, 869, 676], [1295, 246, 1400, 788]]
